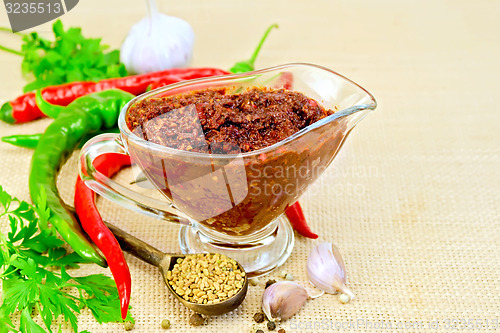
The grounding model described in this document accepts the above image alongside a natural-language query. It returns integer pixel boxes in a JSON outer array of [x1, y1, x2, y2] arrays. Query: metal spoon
[[104, 222, 248, 315]]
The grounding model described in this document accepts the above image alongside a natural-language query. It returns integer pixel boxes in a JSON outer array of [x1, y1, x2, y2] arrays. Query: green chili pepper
[[1, 133, 42, 149], [230, 24, 278, 74], [35, 89, 112, 119], [29, 89, 134, 267], [2, 127, 120, 149]]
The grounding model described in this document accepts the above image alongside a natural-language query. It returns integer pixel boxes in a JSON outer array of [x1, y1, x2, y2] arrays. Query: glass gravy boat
[[79, 63, 377, 276]]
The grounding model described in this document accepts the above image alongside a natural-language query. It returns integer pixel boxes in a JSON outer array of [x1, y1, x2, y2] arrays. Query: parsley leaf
[[0, 306, 15, 333], [18, 20, 128, 93], [0, 186, 133, 332], [20, 307, 46, 333]]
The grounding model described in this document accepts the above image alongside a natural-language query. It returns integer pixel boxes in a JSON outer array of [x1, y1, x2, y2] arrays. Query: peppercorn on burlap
[[0, 0, 499, 332]]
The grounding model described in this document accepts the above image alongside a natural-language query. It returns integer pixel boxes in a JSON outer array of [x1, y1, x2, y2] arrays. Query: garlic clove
[[306, 242, 355, 300], [262, 281, 309, 321]]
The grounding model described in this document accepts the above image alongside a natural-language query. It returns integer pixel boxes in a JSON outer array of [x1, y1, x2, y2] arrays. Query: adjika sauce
[[126, 87, 342, 236], [126, 87, 334, 154]]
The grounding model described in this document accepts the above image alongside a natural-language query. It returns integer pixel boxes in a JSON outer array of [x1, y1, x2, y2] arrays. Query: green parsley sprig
[[0, 20, 128, 93], [0, 186, 133, 333]]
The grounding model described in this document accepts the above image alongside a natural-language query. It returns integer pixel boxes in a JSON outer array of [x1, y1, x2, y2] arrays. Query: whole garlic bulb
[[262, 281, 309, 321], [120, 0, 194, 74], [306, 242, 355, 300]]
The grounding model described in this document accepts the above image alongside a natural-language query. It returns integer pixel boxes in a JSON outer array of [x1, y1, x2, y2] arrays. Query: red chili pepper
[[285, 201, 319, 239], [279, 71, 294, 90], [1, 68, 229, 124], [74, 153, 132, 319], [145, 74, 190, 91]]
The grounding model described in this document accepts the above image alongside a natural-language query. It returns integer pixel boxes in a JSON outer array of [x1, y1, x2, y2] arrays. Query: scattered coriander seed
[[161, 319, 171, 329], [256, 330, 264, 333], [265, 279, 276, 289], [166, 253, 245, 304], [280, 270, 287, 278], [278, 329, 286, 333], [253, 312, 266, 323], [189, 313, 205, 326], [339, 293, 351, 304], [124, 321, 134, 331], [285, 273, 294, 281], [267, 321, 276, 331], [249, 277, 259, 286]]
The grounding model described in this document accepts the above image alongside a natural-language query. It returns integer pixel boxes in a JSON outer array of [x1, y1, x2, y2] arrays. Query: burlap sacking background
[[0, 0, 499, 332]]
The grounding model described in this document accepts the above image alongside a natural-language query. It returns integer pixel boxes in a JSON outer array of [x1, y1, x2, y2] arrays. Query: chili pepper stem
[[35, 90, 66, 118], [230, 23, 278, 73], [248, 24, 279, 67]]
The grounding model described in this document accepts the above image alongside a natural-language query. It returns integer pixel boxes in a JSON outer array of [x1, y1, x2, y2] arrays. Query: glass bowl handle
[[79, 133, 192, 226]]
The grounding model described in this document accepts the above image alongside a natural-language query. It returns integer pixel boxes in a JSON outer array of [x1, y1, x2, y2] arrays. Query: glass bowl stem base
[[178, 215, 294, 277]]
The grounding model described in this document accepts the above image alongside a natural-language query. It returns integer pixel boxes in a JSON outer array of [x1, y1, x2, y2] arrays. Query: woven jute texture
[[0, 0, 499, 332]]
